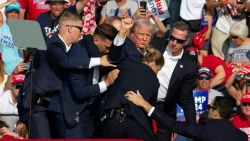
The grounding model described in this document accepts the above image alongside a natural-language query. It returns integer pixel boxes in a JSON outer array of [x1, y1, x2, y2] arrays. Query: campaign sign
[[176, 90, 208, 121], [146, 0, 170, 21]]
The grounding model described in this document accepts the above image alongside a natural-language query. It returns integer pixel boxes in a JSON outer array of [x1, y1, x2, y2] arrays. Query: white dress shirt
[[157, 47, 183, 102]]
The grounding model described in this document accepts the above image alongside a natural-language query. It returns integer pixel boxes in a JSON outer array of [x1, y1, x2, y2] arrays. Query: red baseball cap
[[11, 74, 25, 84], [241, 92, 250, 103], [192, 28, 207, 50]]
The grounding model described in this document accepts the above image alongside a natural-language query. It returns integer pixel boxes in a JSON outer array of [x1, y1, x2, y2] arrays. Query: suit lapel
[[168, 58, 184, 89]]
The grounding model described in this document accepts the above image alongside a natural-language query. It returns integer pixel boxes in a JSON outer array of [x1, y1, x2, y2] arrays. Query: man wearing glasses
[[232, 92, 250, 141], [154, 21, 197, 141], [109, 20, 197, 141], [196, 67, 224, 105], [0, 74, 25, 132]]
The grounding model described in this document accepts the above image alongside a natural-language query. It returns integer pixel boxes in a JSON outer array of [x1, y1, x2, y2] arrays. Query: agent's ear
[[183, 38, 190, 46]]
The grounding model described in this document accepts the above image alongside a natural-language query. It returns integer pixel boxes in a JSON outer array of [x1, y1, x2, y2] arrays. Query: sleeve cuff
[[148, 107, 155, 117], [89, 58, 100, 68], [98, 81, 107, 93], [113, 34, 126, 46]]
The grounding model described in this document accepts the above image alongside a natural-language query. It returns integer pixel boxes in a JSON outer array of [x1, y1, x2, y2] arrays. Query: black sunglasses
[[198, 75, 211, 80], [14, 84, 22, 89], [169, 35, 186, 44], [66, 25, 83, 32], [231, 35, 239, 39], [242, 103, 250, 107]]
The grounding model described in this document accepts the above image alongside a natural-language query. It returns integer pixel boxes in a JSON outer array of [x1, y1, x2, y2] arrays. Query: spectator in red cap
[[225, 64, 250, 106], [0, 73, 25, 132], [185, 47, 231, 89], [232, 92, 250, 140]]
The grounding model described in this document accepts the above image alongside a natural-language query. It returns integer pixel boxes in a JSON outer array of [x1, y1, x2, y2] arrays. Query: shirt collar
[[58, 34, 72, 52], [166, 46, 184, 59]]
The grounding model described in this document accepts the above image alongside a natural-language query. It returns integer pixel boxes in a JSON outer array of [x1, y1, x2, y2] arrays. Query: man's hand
[[125, 90, 145, 107], [100, 55, 116, 67], [104, 69, 119, 87], [125, 90, 153, 113], [7, 0, 17, 5], [118, 18, 134, 38]]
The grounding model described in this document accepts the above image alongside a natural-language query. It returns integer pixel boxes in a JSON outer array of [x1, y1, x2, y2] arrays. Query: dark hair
[[141, 47, 164, 68], [0, 120, 9, 128], [93, 24, 118, 41], [212, 96, 233, 119], [172, 21, 190, 33]]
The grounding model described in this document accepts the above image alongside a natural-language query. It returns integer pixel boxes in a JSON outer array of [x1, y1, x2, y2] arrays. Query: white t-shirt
[[101, 0, 139, 17], [0, 90, 19, 131], [180, 0, 206, 20]]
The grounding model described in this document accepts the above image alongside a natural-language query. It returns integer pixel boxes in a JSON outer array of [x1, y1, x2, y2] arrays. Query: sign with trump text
[[146, 0, 169, 21], [176, 90, 208, 121]]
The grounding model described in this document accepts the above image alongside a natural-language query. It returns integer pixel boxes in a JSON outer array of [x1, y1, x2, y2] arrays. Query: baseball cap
[[45, 0, 68, 4], [11, 74, 25, 84], [198, 67, 211, 77], [192, 28, 207, 50], [5, 3, 21, 13], [241, 92, 250, 103]]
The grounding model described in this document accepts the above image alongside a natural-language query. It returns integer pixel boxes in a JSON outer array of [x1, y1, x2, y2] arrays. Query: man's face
[[130, 24, 153, 49], [197, 74, 211, 90], [49, 2, 65, 18], [11, 83, 22, 98], [168, 27, 188, 56], [241, 103, 250, 117], [68, 20, 83, 43], [94, 37, 113, 54], [6, 10, 19, 19]]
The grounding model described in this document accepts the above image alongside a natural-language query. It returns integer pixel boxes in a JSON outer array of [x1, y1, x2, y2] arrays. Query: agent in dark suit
[[98, 47, 164, 141], [56, 23, 118, 138], [108, 18, 197, 141], [125, 93, 248, 141]]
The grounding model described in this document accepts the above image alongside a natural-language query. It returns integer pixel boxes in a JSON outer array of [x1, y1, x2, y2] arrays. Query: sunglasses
[[198, 75, 211, 80], [66, 25, 83, 32], [242, 103, 250, 107], [14, 84, 22, 89], [231, 35, 239, 39], [169, 35, 186, 44]]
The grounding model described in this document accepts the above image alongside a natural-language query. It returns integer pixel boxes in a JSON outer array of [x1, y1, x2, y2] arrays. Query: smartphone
[[140, 1, 147, 10]]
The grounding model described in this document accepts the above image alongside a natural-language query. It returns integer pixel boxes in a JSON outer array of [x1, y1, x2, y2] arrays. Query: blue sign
[[176, 90, 208, 121]]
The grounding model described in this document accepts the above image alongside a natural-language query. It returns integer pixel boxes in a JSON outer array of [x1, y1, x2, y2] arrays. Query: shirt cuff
[[147, 106, 155, 117], [98, 81, 107, 93], [113, 34, 126, 46], [89, 57, 100, 68]]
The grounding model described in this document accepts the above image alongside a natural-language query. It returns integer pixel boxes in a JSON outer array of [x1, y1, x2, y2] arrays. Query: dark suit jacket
[[152, 109, 248, 141], [46, 34, 93, 113], [156, 41, 197, 123], [103, 60, 159, 137], [108, 37, 144, 62], [61, 43, 100, 128], [109, 36, 197, 123]]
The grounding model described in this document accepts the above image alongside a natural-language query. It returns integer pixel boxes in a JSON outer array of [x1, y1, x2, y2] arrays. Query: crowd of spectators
[[0, 0, 250, 141]]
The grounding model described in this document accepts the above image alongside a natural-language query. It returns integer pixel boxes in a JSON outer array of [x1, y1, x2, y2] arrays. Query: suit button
[[76, 112, 79, 115]]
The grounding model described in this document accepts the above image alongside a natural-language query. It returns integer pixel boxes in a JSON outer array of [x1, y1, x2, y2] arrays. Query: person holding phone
[[98, 0, 138, 24]]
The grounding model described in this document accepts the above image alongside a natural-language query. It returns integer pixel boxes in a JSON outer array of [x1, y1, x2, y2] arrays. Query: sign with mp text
[[146, 0, 170, 21], [176, 90, 208, 121]]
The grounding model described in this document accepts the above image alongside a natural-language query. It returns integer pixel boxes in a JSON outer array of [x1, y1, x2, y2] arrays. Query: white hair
[[230, 21, 249, 40]]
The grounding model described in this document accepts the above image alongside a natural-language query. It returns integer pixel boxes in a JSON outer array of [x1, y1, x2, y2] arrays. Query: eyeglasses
[[14, 84, 22, 89], [66, 25, 83, 32], [198, 75, 211, 80], [242, 103, 250, 107], [231, 35, 239, 39]]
